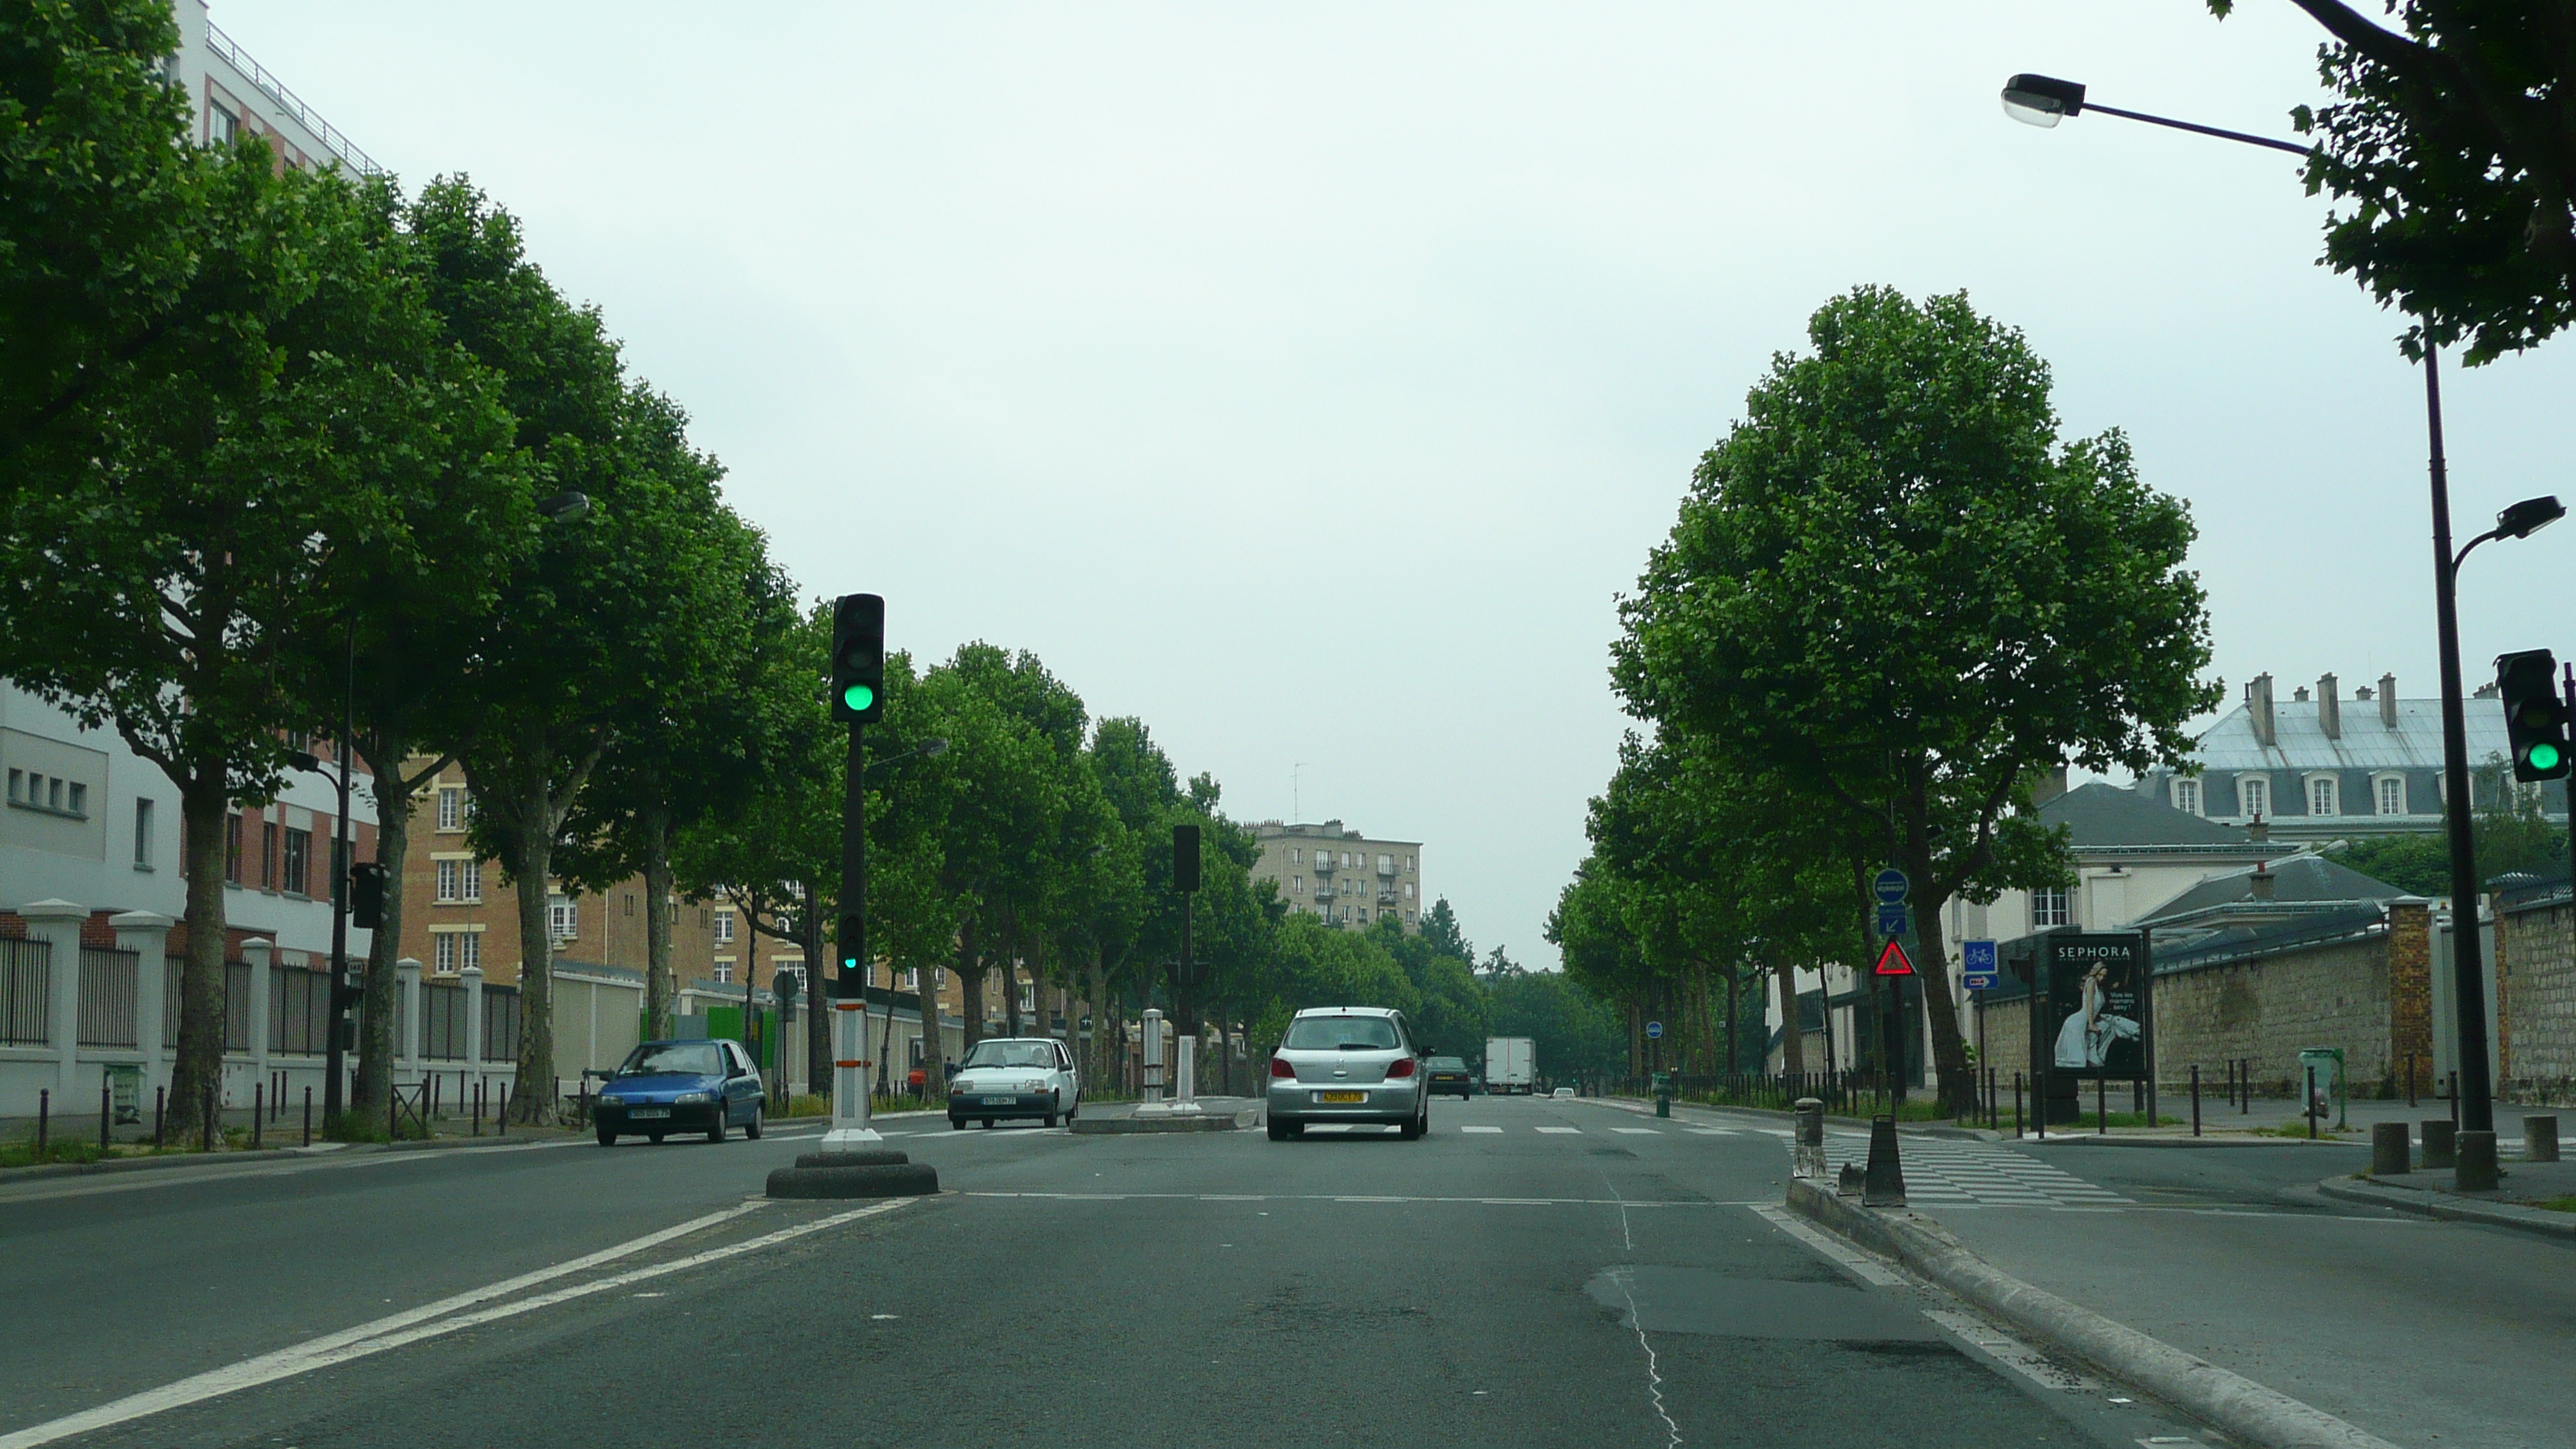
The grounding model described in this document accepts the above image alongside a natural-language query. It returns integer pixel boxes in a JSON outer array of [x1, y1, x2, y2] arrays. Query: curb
[[1784, 1177, 2401, 1449], [0, 1142, 347, 1184], [1594, 1094, 2004, 1142], [2316, 1173, 2576, 1241], [1070, 1108, 1253, 1135], [2018, 1133, 2364, 1151]]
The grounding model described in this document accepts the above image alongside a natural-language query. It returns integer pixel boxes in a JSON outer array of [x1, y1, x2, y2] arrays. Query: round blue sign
[[1872, 867, 1910, 905], [1644, 1020, 1663, 1040]]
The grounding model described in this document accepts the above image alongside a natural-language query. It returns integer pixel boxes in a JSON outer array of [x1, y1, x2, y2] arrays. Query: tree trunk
[[802, 883, 827, 1101], [1084, 951, 1110, 1088], [1775, 956, 1807, 1076], [353, 744, 415, 1117], [956, 918, 983, 1054], [1723, 962, 1739, 1074], [1000, 921, 1023, 1038], [509, 774, 557, 1124], [1913, 884, 1975, 1117], [641, 803, 674, 1040], [170, 782, 230, 1140]]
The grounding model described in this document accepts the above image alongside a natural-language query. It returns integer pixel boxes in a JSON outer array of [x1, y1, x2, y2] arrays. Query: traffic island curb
[[2316, 1173, 2576, 1241], [1783, 1177, 2401, 1449], [1069, 1107, 1252, 1134], [766, 1149, 938, 1199]]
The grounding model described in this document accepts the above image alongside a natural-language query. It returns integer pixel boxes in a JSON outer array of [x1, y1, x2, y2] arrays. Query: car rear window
[[1281, 1016, 1400, 1050], [619, 1043, 722, 1077], [1427, 1057, 1465, 1070]]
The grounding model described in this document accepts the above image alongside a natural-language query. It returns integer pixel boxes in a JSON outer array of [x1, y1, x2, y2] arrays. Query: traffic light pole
[[324, 618, 355, 1123], [825, 718, 879, 1149]]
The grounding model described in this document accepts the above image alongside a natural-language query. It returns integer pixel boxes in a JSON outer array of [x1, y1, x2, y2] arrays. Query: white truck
[[1483, 1036, 1535, 1094]]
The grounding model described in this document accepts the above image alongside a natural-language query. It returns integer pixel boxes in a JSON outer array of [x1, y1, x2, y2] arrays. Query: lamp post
[[1995, 72, 2564, 1145]]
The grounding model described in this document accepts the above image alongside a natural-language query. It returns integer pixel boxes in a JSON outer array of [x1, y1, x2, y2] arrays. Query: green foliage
[[2331, 761, 2571, 894], [1485, 968, 1627, 1079], [2211, 2, 2576, 362]]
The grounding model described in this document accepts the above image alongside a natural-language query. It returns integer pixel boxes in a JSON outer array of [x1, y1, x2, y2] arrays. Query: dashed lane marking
[[1610, 1127, 1663, 1135], [1461, 1125, 1504, 1133], [1534, 1126, 1583, 1135]]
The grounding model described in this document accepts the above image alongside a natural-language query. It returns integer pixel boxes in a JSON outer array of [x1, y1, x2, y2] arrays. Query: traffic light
[[2496, 649, 2571, 782], [838, 913, 865, 986], [349, 862, 387, 930], [831, 593, 885, 724], [1172, 823, 1201, 892]]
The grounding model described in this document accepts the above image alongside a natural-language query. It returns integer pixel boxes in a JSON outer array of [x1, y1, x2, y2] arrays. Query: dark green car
[[1423, 1056, 1474, 1099]]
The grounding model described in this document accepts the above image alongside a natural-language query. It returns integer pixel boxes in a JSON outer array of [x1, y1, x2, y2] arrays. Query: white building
[[1249, 820, 1427, 931]]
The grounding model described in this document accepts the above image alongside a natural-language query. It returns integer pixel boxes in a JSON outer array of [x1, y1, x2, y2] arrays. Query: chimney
[[2380, 673, 2398, 728], [2248, 816, 2270, 844], [2249, 864, 2277, 900], [2318, 673, 2340, 738], [2293, 685, 2311, 703], [2249, 673, 2276, 747], [2033, 763, 2069, 804]]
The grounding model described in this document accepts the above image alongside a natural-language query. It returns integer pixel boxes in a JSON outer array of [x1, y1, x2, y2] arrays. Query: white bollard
[[822, 998, 879, 1149], [1141, 1009, 1165, 1105], [1175, 1035, 1196, 1104]]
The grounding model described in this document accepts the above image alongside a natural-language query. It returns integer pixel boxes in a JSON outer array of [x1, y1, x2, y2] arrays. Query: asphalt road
[[4, 1096, 2228, 1449]]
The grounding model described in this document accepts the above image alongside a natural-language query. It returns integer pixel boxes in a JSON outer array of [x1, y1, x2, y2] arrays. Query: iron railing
[[0, 937, 49, 1045], [76, 947, 139, 1046], [204, 22, 383, 177]]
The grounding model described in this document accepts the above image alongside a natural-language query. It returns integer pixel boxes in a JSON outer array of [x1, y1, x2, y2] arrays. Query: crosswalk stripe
[[1533, 1126, 1582, 1135], [1610, 1127, 1660, 1135], [1461, 1125, 1503, 1134], [1684, 1128, 1737, 1136]]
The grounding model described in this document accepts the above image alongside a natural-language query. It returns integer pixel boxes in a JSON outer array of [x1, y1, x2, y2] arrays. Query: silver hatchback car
[[1266, 1006, 1428, 1140]]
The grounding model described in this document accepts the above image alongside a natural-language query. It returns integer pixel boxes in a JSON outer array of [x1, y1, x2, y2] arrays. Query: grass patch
[[0, 1136, 111, 1170], [2530, 1195, 2576, 1214], [2249, 1119, 2361, 1139]]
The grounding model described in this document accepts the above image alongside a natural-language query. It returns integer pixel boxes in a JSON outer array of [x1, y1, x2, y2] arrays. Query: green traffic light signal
[[2532, 742, 2564, 773], [842, 683, 875, 713]]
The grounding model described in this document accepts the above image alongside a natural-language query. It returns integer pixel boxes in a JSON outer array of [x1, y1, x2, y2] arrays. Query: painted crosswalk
[[1798, 1133, 2132, 1208]]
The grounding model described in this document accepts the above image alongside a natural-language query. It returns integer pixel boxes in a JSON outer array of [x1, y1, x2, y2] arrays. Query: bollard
[[2241, 1059, 2251, 1115], [2371, 1121, 2410, 1175], [473, 1081, 482, 1138], [155, 1086, 165, 1150], [389, 1079, 398, 1141], [498, 1081, 508, 1136], [2456, 1129, 2499, 1193], [2448, 1070, 2459, 1129], [2307, 1067, 2317, 1140], [2421, 1118, 2456, 1170], [252, 1082, 262, 1150], [2191, 1064, 2201, 1138], [2526, 1115, 2561, 1163], [2013, 1072, 2023, 1139], [2096, 1077, 2107, 1136], [1862, 1115, 1906, 1207], [201, 1082, 215, 1152], [303, 1085, 312, 1147], [1793, 1098, 1826, 1180], [36, 1088, 47, 1157], [101, 1083, 113, 1153]]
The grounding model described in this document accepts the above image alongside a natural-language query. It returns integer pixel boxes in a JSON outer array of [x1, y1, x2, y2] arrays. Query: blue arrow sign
[[1872, 867, 1910, 905], [1961, 938, 1997, 990], [1645, 1019, 1663, 1040], [1875, 902, 1910, 937]]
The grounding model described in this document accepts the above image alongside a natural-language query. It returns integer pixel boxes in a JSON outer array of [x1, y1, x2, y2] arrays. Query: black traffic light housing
[[2496, 649, 2571, 782], [838, 913, 866, 988], [349, 862, 387, 930], [831, 594, 886, 724], [1172, 823, 1201, 892]]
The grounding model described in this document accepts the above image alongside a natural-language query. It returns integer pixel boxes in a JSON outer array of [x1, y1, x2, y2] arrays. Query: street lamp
[[534, 490, 591, 523], [1999, 73, 2530, 1156]]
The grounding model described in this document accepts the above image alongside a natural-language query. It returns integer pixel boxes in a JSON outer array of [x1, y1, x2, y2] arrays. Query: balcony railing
[[205, 22, 384, 177]]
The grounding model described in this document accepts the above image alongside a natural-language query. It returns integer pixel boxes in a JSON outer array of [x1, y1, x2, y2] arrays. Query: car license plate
[[630, 1107, 670, 1119], [981, 1095, 1016, 1105], [1317, 1091, 1365, 1104]]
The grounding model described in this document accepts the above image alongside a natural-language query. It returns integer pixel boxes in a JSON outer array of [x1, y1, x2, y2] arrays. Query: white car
[[948, 1037, 1081, 1129]]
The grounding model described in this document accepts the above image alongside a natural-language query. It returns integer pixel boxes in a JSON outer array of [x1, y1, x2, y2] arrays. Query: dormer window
[[2307, 774, 2339, 817], [2171, 778, 2202, 817], [2239, 776, 2270, 820], [2374, 773, 2407, 816]]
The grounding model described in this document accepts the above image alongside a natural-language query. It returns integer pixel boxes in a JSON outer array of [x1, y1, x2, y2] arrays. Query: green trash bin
[[2297, 1046, 2346, 1132], [1652, 1070, 1674, 1118]]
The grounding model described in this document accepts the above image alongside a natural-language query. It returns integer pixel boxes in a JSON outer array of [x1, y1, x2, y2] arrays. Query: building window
[[625, 893, 636, 916], [285, 729, 311, 754], [1406, 909, 1416, 923], [2307, 776, 2338, 817], [260, 820, 279, 887], [2376, 776, 2406, 816], [134, 798, 154, 869], [434, 933, 457, 974], [436, 786, 468, 832], [714, 960, 734, 985], [2032, 888, 2071, 928], [2240, 776, 2270, 820], [1404, 882, 1415, 899], [225, 814, 243, 883], [282, 827, 311, 896], [901, 968, 920, 991], [2171, 778, 2201, 816], [1291, 847, 1302, 864], [1378, 853, 1392, 871], [211, 103, 238, 143], [461, 933, 479, 971], [435, 858, 481, 903], [549, 895, 578, 941], [714, 908, 735, 944]]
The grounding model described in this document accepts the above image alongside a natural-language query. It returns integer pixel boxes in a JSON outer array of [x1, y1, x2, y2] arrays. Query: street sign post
[[1962, 938, 1998, 992], [1645, 1020, 1664, 1040], [1875, 902, 1910, 938], [1873, 868, 1910, 906], [1874, 940, 1915, 976]]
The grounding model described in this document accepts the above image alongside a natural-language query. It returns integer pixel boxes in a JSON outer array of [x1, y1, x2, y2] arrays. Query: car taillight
[[1387, 1057, 1416, 1077], [1270, 1057, 1296, 1078]]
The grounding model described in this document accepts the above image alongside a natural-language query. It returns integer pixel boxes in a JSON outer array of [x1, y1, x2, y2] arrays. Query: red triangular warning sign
[[1874, 940, 1915, 976]]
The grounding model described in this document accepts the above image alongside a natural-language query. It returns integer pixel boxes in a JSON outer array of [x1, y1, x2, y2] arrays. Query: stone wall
[[1970, 993, 2032, 1091], [2499, 895, 2576, 1105], [2151, 931, 2395, 1096]]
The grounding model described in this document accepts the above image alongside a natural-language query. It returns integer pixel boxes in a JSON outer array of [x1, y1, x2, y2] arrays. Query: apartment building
[[170, 1, 384, 177], [1250, 819, 1427, 931]]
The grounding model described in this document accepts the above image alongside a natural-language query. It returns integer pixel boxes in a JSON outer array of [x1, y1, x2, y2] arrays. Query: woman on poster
[[2053, 962, 2139, 1070]]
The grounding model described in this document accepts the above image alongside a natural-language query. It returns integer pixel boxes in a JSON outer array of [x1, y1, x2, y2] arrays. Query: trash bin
[[1651, 1070, 1674, 1118], [2296, 1047, 2346, 1130]]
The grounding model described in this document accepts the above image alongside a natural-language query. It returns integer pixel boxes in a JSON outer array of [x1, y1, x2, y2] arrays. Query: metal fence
[[0, 937, 47, 1046], [1625, 1070, 1918, 1118], [271, 965, 333, 1056], [76, 947, 139, 1046], [422, 981, 468, 1060], [484, 984, 521, 1063]]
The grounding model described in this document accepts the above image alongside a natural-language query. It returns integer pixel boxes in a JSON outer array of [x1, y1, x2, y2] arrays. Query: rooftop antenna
[[1293, 762, 1304, 822]]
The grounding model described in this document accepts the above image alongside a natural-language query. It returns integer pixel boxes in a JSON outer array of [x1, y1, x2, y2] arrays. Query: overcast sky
[[218, 1, 2576, 969]]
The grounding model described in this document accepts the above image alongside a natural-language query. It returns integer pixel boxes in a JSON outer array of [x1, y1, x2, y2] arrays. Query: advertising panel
[[2034, 932, 2150, 1082]]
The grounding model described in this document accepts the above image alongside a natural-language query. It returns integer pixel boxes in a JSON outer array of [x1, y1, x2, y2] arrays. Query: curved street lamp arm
[[2082, 101, 2312, 156]]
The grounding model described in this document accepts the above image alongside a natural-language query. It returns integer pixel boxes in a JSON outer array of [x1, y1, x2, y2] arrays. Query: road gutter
[[1783, 1177, 2402, 1449], [2316, 1173, 2576, 1241]]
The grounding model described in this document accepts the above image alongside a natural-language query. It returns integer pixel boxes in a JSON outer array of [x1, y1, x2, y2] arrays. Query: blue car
[[594, 1039, 766, 1146]]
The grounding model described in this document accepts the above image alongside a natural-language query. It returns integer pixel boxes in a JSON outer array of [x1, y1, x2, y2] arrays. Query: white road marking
[[1535, 1126, 1583, 1135], [0, 1197, 796, 1448], [1684, 1129, 1737, 1136], [1461, 1125, 1504, 1134], [1611, 1128, 1662, 1136], [961, 1190, 1759, 1208]]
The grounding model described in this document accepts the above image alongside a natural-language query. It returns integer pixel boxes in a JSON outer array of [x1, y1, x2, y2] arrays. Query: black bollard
[[2191, 1064, 2201, 1138], [36, 1088, 47, 1157], [2307, 1067, 2317, 1140], [2097, 1077, 2107, 1136], [2406, 1053, 2417, 1108], [1862, 1115, 1906, 1207], [154, 1085, 165, 1149], [303, 1085, 312, 1147], [201, 1082, 214, 1152], [2014, 1071, 2024, 1139], [2371, 1120, 2410, 1175], [252, 1082, 262, 1149], [101, 1083, 112, 1153]]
